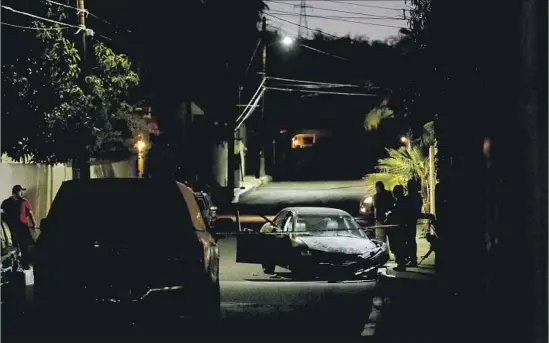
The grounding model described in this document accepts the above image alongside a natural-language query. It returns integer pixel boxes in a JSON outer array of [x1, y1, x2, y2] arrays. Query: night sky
[[264, 0, 408, 41]]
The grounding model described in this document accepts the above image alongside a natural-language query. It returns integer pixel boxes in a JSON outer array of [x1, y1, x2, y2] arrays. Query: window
[[303, 136, 314, 145], [273, 211, 288, 227], [283, 215, 294, 232]]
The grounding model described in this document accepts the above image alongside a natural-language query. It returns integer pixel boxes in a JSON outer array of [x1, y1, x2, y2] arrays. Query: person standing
[[1, 185, 36, 270], [386, 185, 408, 271], [405, 179, 423, 267], [373, 181, 394, 243]]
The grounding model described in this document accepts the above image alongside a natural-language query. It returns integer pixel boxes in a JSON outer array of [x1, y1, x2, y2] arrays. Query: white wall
[[212, 142, 228, 187], [0, 158, 136, 223]]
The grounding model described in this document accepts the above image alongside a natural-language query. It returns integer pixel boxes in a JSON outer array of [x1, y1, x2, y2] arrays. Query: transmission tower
[[297, 0, 309, 38]]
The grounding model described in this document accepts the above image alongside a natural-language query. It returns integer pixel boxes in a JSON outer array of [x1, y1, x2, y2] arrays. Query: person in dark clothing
[[386, 185, 408, 271], [405, 179, 423, 266], [1, 185, 36, 269], [373, 181, 394, 243]]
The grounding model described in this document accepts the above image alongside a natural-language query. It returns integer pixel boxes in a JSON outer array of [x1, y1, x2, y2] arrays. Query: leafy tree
[[2, 22, 143, 172]]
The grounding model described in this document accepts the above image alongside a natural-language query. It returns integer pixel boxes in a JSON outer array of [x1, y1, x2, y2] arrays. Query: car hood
[[297, 236, 379, 255]]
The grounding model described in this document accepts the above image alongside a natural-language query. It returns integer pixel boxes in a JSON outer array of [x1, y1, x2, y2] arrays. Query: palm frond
[[364, 106, 394, 131], [421, 120, 435, 147]]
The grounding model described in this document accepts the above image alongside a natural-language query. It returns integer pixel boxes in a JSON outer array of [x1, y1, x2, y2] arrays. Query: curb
[[232, 175, 272, 203]]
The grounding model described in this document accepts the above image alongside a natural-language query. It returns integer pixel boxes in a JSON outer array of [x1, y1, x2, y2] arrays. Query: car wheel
[[184, 272, 220, 335], [262, 264, 276, 275]]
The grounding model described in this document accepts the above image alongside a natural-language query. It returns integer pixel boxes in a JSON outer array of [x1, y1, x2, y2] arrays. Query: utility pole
[[73, 0, 90, 179], [258, 17, 267, 178], [428, 144, 436, 216], [226, 60, 236, 201]]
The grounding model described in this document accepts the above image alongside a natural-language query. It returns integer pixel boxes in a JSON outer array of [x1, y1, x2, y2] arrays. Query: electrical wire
[[265, 86, 378, 97], [267, 76, 364, 88], [299, 42, 349, 60], [324, 0, 409, 12], [268, 0, 403, 18], [266, 14, 340, 38], [235, 88, 266, 131], [269, 8, 403, 28], [266, 19, 352, 62], [236, 78, 267, 124], [269, 9, 403, 20], [44, 0, 132, 33], [2, 5, 83, 29], [245, 38, 262, 77], [1, 21, 69, 30]]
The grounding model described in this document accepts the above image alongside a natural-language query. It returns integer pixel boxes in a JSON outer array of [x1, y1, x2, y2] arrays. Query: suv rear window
[[45, 180, 195, 247]]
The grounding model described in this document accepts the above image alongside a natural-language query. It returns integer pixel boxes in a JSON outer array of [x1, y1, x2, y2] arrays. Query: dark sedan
[[236, 207, 389, 280], [33, 179, 220, 336]]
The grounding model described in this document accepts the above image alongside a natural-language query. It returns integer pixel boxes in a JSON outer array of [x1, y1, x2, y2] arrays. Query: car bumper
[[300, 248, 390, 277], [35, 285, 190, 332]]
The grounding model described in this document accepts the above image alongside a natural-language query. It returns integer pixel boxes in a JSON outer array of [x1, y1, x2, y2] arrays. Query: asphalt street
[[218, 237, 378, 338], [237, 180, 368, 216]]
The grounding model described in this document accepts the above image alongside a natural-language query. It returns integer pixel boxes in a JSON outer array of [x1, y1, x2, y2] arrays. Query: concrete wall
[[212, 142, 228, 187], [0, 158, 136, 223]]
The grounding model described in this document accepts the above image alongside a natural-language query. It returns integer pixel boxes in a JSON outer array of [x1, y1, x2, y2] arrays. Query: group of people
[[373, 180, 422, 271]]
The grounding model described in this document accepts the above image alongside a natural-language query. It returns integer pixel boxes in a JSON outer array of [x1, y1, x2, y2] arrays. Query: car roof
[[282, 207, 351, 216], [56, 178, 206, 231]]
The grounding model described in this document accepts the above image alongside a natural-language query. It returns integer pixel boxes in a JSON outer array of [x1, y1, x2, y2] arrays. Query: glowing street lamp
[[136, 140, 146, 153], [281, 36, 294, 47]]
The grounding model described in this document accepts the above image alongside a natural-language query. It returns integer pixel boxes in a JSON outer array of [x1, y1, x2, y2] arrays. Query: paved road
[[237, 180, 368, 216], [218, 236, 378, 337]]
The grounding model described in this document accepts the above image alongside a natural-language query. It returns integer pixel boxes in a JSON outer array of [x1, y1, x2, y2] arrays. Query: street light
[[135, 139, 146, 177], [400, 136, 408, 144], [281, 36, 294, 47], [136, 140, 146, 153]]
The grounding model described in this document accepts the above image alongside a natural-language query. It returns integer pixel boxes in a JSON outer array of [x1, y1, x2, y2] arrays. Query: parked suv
[[195, 191, 217, 230], [33, 179, 220, 336]]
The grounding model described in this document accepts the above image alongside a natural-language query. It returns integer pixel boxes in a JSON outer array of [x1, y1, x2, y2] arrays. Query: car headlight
[[300, 249, 312, 256], [360, 251, 376, 259], [362, 196, 373, 205]]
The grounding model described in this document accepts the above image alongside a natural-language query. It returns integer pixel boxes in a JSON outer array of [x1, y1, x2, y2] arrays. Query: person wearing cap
[[1, 185, 36, 269]]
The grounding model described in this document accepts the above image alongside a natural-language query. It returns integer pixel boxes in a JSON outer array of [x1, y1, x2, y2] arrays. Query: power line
[[324, 0, 408, 12], [267, 10, 403, 29], [299, 42, 349, 60], [266, 76, 367, 88], [270, 9, 403, 20], [265, 86, 378, 97], [1, 21, 69, 30], [245, 38, 262, 77], [1, 5, 86, 31], [266, 14, 339, 38], [265, 22, 350, 61], [268, 0, 402, 17], [307, 14, 404, 28], [44, 0, 132, 33]]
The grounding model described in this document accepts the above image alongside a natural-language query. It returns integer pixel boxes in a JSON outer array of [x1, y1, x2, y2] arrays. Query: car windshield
[[294, 214, 366, 238]]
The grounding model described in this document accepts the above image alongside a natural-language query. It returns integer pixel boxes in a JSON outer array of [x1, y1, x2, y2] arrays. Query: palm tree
[[364, 143, 432, 212]]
